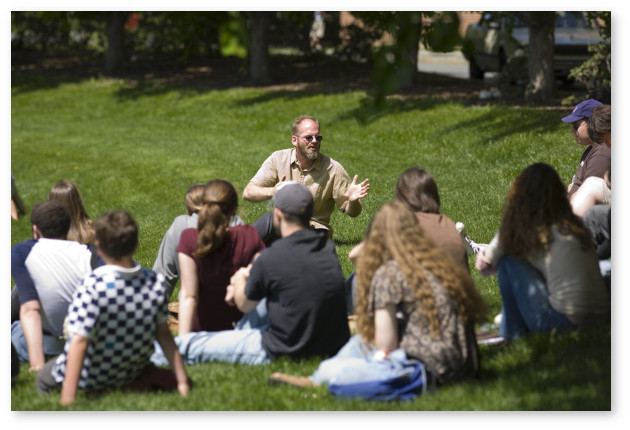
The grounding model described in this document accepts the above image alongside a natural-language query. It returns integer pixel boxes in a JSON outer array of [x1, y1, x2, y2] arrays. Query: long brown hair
[[48, 180, 94, 244], [192, 179, 238, 258], [395, 167, 440, 213], [354, 201, 486, 343], [498, 163, 593, 260]]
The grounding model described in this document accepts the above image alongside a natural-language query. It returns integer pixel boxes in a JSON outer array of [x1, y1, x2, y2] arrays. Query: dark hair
[[94, 211, 138, 259], [193, 179, 238, 258], [498, 163, 592, 259], [30, 200, 71, 239], [280, 211, 311, 228], [588, 86, 611, 105], [395, 167, 441, 214], [587, 104, 611, 144]]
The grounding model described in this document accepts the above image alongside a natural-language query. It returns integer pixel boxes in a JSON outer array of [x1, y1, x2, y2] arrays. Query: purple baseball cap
[[561, 99, 603, 123]]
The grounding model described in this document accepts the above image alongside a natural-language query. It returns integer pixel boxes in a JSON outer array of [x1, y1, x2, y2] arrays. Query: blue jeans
[[11, 320, 65, 363], [310, 335, 377, 385], [150, 304, 272, 366], [497, 256, 576, 340]]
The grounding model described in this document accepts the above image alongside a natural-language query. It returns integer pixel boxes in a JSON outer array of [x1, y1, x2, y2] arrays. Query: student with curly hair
[[475, 163, 610, 341], [48, 180, 95, 244], [269, 200, 486, 388], [176, 179, 264, 334]]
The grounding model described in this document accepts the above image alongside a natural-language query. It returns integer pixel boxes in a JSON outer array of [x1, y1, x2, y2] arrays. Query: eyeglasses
[[298, 135, 323, 142], [572, 120, 584, 131]]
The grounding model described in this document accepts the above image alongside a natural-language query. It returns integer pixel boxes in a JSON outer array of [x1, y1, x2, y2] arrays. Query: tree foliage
[[568, 12, 611, 90]]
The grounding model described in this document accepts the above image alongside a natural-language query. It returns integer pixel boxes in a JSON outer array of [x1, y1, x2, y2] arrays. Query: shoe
[[268, 372, 319, 388], [477, 336, 506, 346], [455, 222, 485, 255]]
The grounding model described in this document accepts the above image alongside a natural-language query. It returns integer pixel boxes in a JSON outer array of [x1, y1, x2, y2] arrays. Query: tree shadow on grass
[[471, 324, 611, 410]]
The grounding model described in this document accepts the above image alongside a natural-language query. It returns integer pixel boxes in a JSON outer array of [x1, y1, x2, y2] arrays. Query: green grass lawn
[[10, 72, 611, 411]]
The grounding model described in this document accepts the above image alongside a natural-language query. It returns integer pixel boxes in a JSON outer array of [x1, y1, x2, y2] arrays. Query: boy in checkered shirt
[[36, 211, 189, 406]]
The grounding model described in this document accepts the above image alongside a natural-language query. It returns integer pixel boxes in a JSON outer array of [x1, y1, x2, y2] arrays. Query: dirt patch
[[11, 49, 580, 109]]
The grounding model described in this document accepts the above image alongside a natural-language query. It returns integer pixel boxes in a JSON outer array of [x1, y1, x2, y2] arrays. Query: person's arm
[[348, 242, 363, 266], [229, 266, 259, 314], [20, 300, 45, 372], [373, 305, 398, 356], [474, 232, 501, 277], [60, 334, 90, 406], [344, 175, 369, 217], [242, 176, 287, 202], [155, 322, 189, 397], [177, 253, 198, 336]]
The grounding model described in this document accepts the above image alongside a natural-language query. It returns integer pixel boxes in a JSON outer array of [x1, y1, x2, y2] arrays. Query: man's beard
[[298, 144, 319, 161]]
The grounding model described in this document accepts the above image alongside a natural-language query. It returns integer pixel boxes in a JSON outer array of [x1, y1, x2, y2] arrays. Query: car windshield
[[481, 12, 588, 29]]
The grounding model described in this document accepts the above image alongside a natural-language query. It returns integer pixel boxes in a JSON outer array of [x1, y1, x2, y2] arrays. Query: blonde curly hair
[[354, 201, 486, 343]]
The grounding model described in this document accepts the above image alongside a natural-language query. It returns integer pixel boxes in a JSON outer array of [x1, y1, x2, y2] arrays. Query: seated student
[[475, 163, 610, 341], [561, 99, 610, 200], [395, 167, 468, 271], [175, 179, 264, 334], [344, 167, 469, 314], [150, 183, 350, 366], [268, 201, 486, 388], [48, 180, 95, 245], [36, 211, 189, 406], [152, 183, 245, 300], [571, 104, 612, 218], [572, 105, 612, 263], [11, 200, 99, 371]]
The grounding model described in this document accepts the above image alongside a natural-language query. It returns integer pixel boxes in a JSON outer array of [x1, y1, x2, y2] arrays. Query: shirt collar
[[290, 148, 322, 172]]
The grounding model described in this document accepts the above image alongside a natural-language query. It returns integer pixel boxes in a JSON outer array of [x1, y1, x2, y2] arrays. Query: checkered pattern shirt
[[51, 264, 168, 391]]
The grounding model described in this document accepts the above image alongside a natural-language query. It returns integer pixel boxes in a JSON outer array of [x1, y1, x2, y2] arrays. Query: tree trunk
[[396, 12, 422, 88], [248, 12, 270, 85], [524, 12, 555, 101], [104, 12, 126, 76]]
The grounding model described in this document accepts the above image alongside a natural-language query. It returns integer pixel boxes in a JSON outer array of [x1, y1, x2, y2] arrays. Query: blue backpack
[[327, 350, 435, 401]]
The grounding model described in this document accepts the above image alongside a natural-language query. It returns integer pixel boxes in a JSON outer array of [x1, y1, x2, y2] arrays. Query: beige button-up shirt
[[250, 148, 353, 233]]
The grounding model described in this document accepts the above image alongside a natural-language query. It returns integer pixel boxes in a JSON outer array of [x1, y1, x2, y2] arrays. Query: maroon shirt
[[177, 225, 265, 331]]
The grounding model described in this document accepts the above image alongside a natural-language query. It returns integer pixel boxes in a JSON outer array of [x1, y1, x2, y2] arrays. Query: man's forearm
[[243, 182, 274, 203], [20, 305, 45, 370], [345, 198, 362, 217]]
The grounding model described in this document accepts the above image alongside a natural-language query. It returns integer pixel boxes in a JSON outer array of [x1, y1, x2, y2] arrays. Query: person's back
[[37, 211, 189, 405], [13, 238, 93, 336], [248, 228, 350, 358], [177, 224, 263, 331], [395, 167, 468, 271], [51, 263, 167, 391], [11, 200, 96, 367]]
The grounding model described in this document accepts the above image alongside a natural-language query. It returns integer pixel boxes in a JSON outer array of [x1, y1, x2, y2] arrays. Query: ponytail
[[191, 179, 238, 258]]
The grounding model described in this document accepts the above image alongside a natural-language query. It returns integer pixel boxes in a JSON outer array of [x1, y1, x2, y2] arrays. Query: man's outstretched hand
[[347, 175, 369, 202]]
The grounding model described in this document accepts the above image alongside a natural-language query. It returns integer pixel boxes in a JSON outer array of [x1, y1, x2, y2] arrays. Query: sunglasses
[[572, 120, 584, 131], [299, 135, 323, 142]]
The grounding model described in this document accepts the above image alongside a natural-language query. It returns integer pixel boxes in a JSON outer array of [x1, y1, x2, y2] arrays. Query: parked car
[[462, 12, 604, 80]]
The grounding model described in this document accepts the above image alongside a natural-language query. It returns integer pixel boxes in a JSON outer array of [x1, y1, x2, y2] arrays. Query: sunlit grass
[[10, 74, 609, 410]]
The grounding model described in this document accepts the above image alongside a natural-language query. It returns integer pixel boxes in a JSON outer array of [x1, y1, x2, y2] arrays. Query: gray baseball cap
[[271, 182, 313, 218]]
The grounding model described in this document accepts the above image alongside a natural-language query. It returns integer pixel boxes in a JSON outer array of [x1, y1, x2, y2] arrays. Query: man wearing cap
[[561, 99, 611, 199], [243, 115, 369, 243], [150, 183, 350, 366]]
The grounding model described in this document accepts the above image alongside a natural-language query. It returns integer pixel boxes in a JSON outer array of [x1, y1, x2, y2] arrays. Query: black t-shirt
[[245, 229, 350, 359]]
